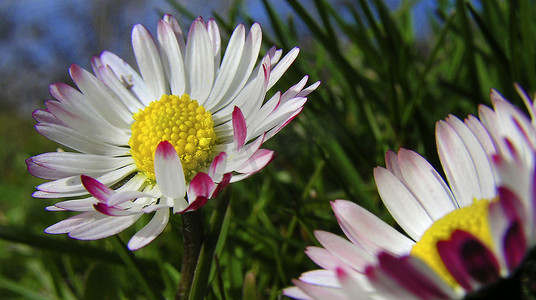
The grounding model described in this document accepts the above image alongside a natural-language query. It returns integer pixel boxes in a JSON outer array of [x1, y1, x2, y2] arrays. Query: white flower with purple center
[[27, 15, 319, 250], [285, 86, 536, 299]]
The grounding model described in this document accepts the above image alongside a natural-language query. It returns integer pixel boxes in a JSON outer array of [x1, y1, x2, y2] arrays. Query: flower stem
[[176, 209, 204, 300], [189, 187, 232, 300]]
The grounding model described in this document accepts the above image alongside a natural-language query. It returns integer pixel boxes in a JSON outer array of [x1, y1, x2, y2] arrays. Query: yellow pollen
[[129, 94, 216, 181], [410, 199, 494, 288]]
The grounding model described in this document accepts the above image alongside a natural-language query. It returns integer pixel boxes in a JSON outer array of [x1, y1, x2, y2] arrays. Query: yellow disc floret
[[129, 94, 216, 181], [410, 199, 494, 288]]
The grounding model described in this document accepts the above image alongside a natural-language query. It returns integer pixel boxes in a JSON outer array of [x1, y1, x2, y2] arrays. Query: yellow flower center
[[410, 199, 494, 288], [129, 94, 216, 181]]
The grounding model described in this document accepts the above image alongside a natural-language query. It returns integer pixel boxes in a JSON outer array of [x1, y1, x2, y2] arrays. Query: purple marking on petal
[[437, 234, 474, 291], [438, 230, 500, 288], [235, 148, 274, 174], [208, 152, 227, 179], [94, 203, 131, 216], [529, 157, 536, 228], [498, 187, 526, 223], [262, 63, 270, 87], [504, 138, 519, 162], [377, 252, 451, 299], [211, 173, 232, 198], [155, 140, 177, 160], [81, 175, 114, 203], [232, 106, 247, 151], [33, 107, 55, 124], [265, 108, 303, 141], [176, 197, 208, 214], [335, 267, 349, 282], [504, 221, 527, 271], [497, 187, 528, 270], [188, 172, 215, 201]]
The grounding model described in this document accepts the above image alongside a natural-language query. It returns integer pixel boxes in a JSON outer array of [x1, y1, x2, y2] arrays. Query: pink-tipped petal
[[94, 203, 138, 216], [496, 187, 528, 271], [503, 221, 526, 272], [81, 175, 114, 202], [154, 141, 186, 198], [234, 149, 274, 174], [211, 173, 232, 198], [232, 106, 247, 151], [175, 197, 209, 214], [188, 172, 216, 202], [208, 152, 227, 181]]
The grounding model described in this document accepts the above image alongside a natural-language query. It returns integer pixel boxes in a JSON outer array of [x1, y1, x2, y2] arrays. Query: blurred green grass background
[[2, 0, 536, 299]]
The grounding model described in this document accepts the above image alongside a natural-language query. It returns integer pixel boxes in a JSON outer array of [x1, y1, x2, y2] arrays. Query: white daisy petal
[[34, 164, 137, 198], [158, 20, 186, 96], [162, 14, 186, 55], [436, 119, 485, 207], [373, 166, 433, 240], [33, 109, 62, 125], [35, 123, 128, 156], [54, 198, 98, 212], [314, 231, 375, 271], [207, 23, 262, 112], [69, 64, 132, 129], [127, 209, 169, 250], [45, 211, 99, 234], [185, 18, 215, 103], [397, 149, 457, 219], [29, 152, 133, 177], [132, 24, 167, 99], [305, 246, 346, 271], [96, 65, 145, 113], [465, 114, 497, 156], [98, 51, 152, 105], [49, 83, 101, 120], [291, 279, 349, 300], [204, 24, 246, 108], [69, 214, 142, 240], [331, 200, 414, 255], [206, 18, 221, 73], [267, 47, 299, 90]]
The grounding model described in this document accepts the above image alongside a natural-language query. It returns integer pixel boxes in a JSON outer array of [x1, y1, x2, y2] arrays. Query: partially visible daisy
[[27, 15, 319, 250], [285, 86, 536, 299]]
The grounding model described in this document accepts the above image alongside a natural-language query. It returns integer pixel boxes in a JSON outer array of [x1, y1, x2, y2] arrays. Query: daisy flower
[[285, 86, 536, 299], [27, 15, 319, 250]]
